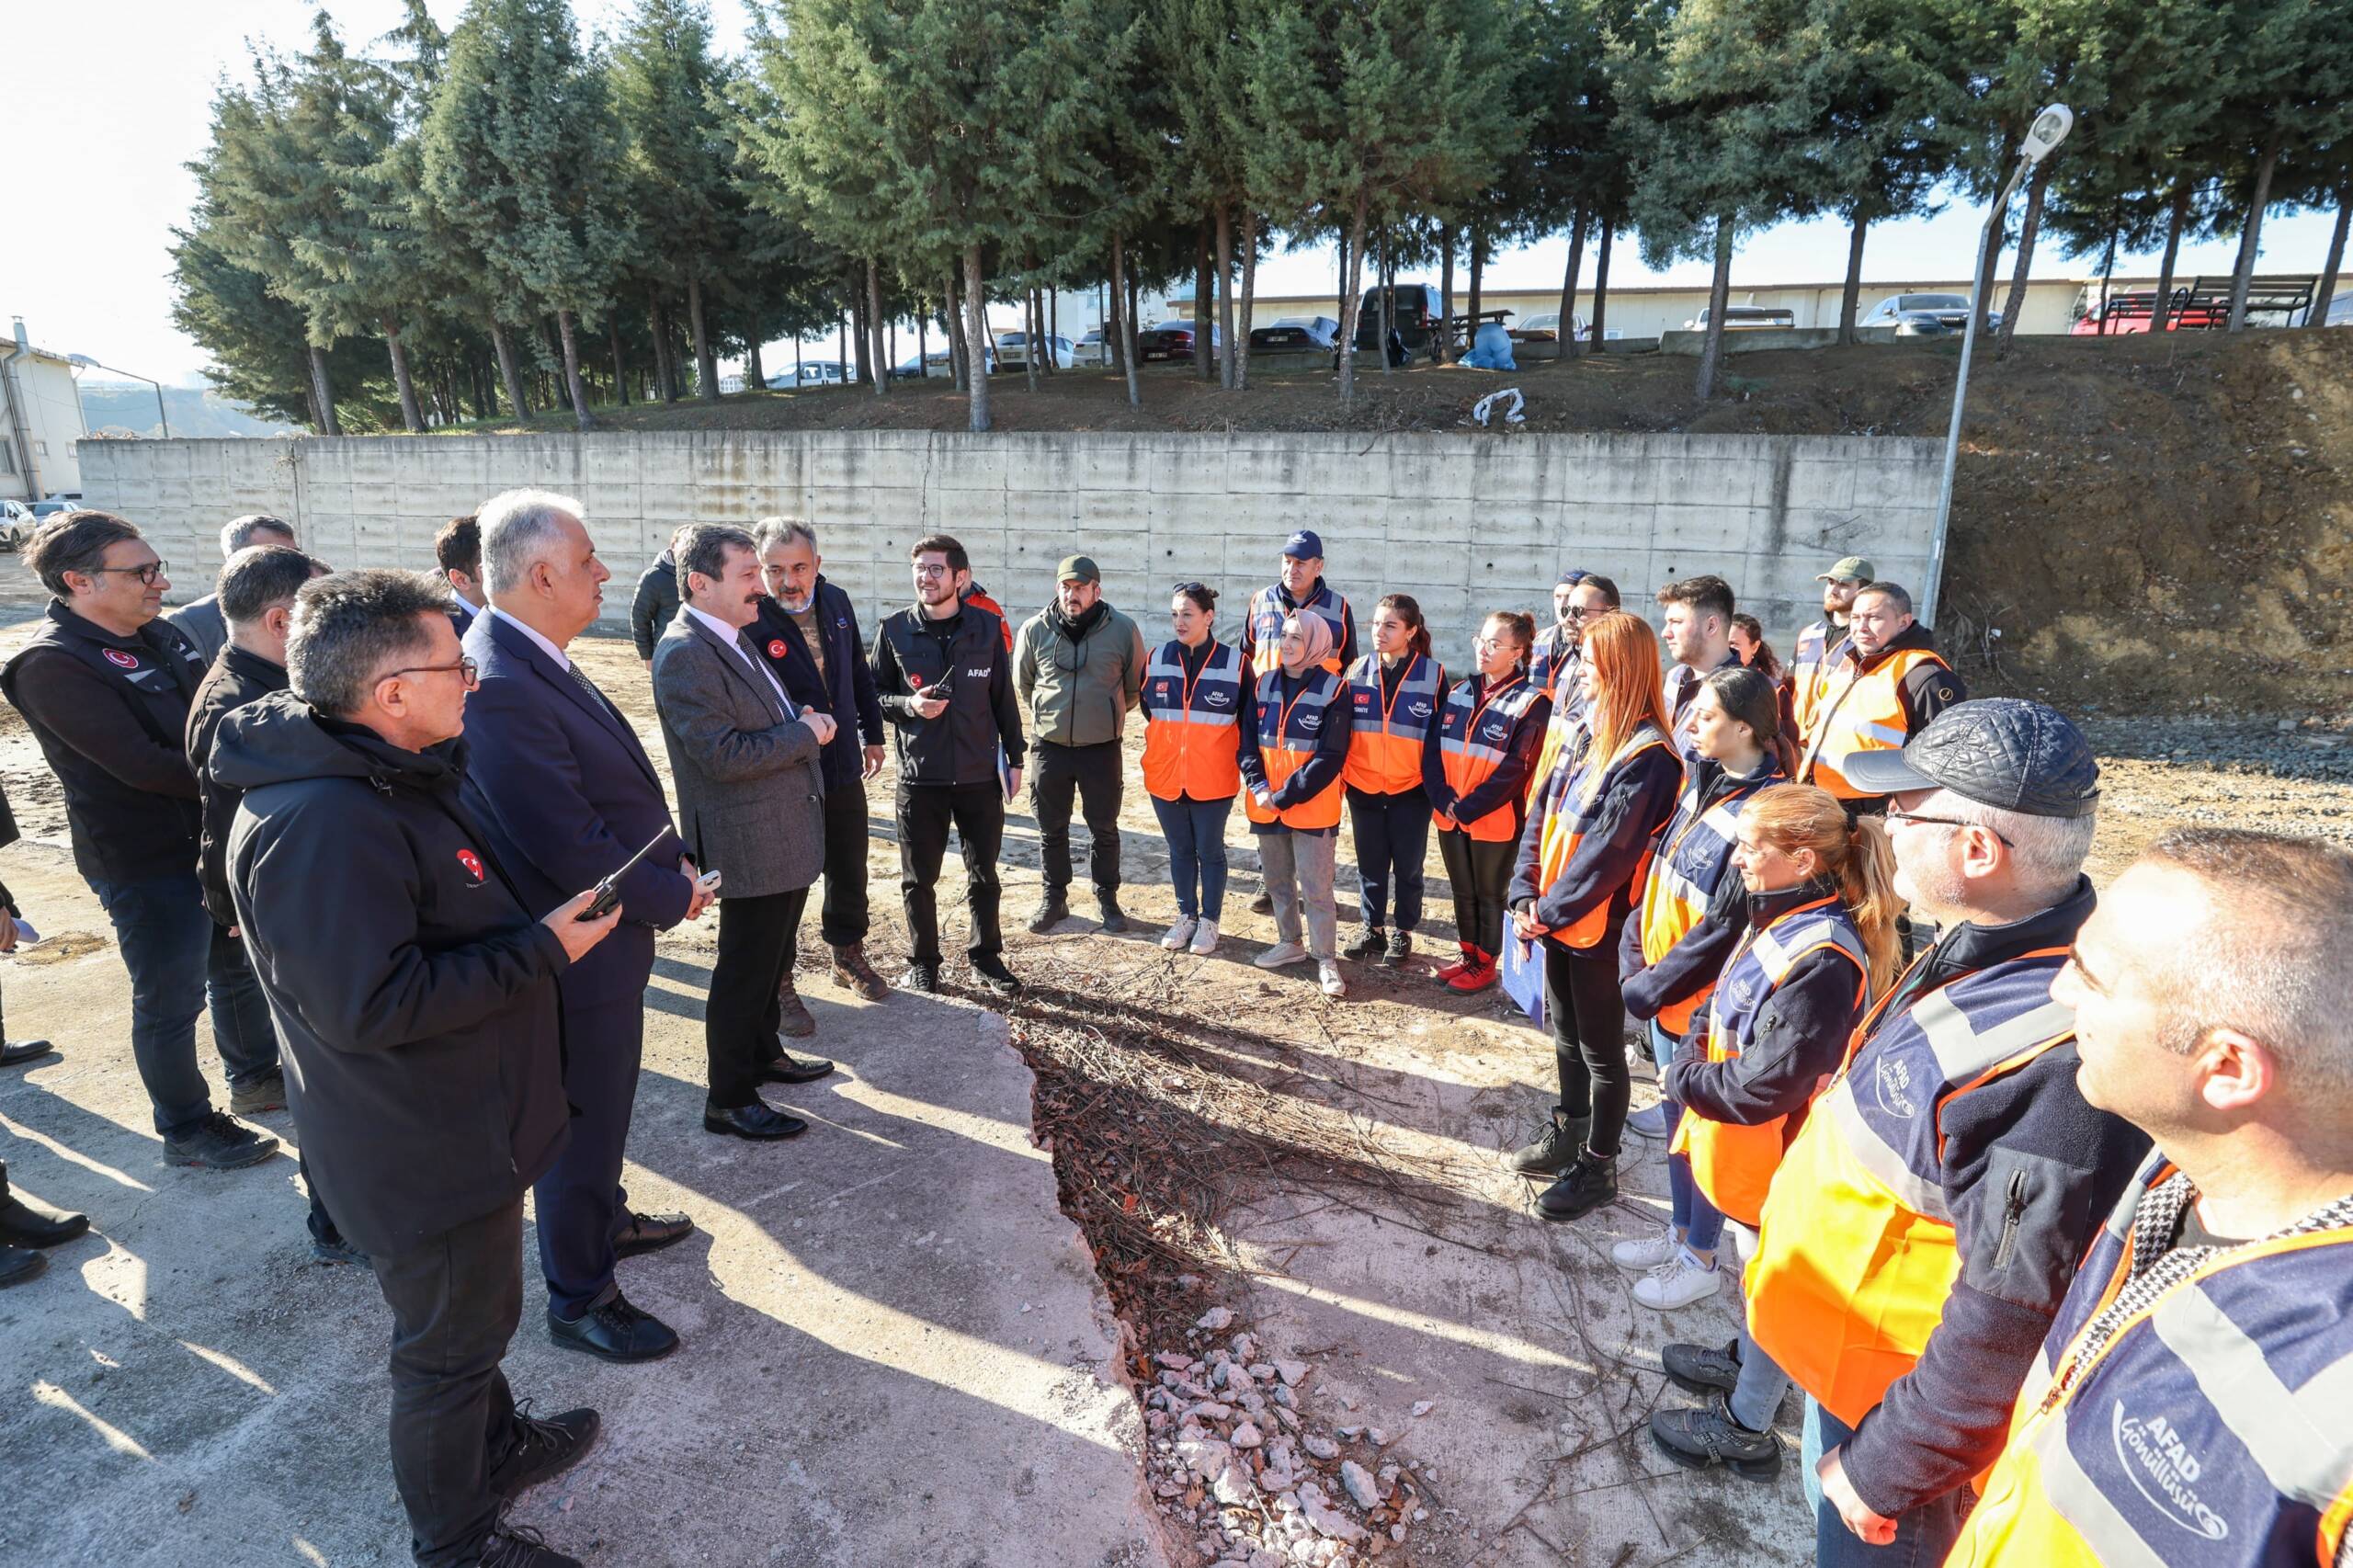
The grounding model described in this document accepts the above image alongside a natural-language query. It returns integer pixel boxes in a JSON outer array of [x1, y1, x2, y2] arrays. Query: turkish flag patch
[[102, 648, 139, 669], [456, 849, 483, 881], [767, 639, 788, 659]]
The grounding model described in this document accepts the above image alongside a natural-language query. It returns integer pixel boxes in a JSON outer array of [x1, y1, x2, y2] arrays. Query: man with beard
[[1790, 556, 1869, 741]]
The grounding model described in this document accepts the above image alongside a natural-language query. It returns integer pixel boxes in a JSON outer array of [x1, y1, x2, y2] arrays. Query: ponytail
[[1488, 609, 1537, 674], [1378, 593, 1433, 660], [1742, 784, 1904, 997]]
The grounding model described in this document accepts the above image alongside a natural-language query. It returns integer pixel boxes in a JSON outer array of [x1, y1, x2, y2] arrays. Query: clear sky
[[12, 1, 2340, 386]]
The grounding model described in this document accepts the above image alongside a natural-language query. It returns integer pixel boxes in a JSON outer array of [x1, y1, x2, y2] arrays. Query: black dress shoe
[[897, 963, 940, 995], [489, 1403, 601, 1498], [759, 1051, 836, 1085], [0, 1244, 44, 1288], [0, 1040, 56, 1070], [702, 1100, 809, 1141], [612, 1210, 693, 1259], [547, 1290, 679, 1363], [970, 954, 1024, 994], [0, 1196, 90, 1249]]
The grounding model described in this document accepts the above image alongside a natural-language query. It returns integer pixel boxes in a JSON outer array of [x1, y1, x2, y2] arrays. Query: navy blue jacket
[[459, 609, 692, 1007], [751, 575, 886, 790]]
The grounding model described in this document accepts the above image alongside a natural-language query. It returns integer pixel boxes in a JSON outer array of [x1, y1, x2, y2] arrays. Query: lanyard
[[1267, 673, 1322, 749], [1370, 653, 1419, 734], [1461, 672, 1525, 744], [1172, 641, 1218, 713]]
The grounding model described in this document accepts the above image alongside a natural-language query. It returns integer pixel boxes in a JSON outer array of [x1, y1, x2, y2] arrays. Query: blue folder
[[1499, 932, 1546, 1027]]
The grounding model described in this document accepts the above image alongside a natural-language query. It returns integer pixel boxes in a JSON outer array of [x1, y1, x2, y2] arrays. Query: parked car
[[1248, 315, 1340, 352], [1134, 321, 1218, 362], [1074, 327, 1110, 367], [0, 498, 35, 549], [995, 332, 1075, 370], [1352, 284, 1448, 356], [1684, 305, 1798, 332], [1509, 312, 1588, 344], [1860, 292, 2002, 335], [27, 496, 79, 521], [768, 361, 849, 389]]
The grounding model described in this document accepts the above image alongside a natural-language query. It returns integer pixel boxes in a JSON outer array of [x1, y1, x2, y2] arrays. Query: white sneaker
[[1254, 941, 1311, 970], [1632, 1251, 1723, 1311], [1626, 1101, 1673, 1140], [1188, 919, 1221, 956], [1611, 1226, 1679, 1272], [1317, 960, 1347, 998], [1161, 916, 1199, 950]]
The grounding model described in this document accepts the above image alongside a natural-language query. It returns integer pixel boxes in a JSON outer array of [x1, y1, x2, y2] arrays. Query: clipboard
[[997, 743, 1017, 804], [1499, 930, 1546, 1027]]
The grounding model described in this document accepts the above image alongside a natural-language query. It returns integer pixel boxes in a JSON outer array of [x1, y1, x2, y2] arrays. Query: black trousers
[[371, 1195, 525, 1567], [533, 996, 642, 1319], [708, 888, 807, 1109], [814, 778, 871, 949], [896, 780, 1006, 967], [1542, 937, 1632, 1158], [1438, 826, 1516, 955], [1031, 740, 1123, 896], [1347, 786, 1431, 932]]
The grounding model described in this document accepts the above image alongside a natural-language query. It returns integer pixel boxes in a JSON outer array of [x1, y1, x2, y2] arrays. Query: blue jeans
[[90, 872, 279, 1139], [1345, 787, 1430, 932], [1152, 794, 1233, 922], [1656, 1020, 1727, 1256], [1728, 1317, 1791, 1434], [1802, 1398, 1972, 1567]]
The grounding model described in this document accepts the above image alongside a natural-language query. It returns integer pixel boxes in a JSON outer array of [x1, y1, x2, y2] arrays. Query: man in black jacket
[[0, 512, 279, 1168], [753, 518, 891, 1010], [870, 533, 1025, 996], [220, 569, 618, 1568], [628, 528, 685, 670]]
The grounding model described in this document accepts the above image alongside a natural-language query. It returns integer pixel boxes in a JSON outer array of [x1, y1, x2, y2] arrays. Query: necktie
[[564, 660, 619, 722], [736, 631, 795, 720]]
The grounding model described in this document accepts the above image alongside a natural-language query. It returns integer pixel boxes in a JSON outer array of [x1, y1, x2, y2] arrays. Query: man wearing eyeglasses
[[0, 511, 279, 1171]]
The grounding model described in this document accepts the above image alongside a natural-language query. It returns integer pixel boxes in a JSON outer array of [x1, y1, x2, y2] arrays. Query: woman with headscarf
[[1238, 611, 1354, 997]]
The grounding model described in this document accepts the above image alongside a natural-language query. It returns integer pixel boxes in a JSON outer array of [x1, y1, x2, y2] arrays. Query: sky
[[10, 1, 2341, 387]]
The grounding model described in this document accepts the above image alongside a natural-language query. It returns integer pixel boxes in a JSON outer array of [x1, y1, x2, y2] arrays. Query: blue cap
[[1557, 568, 1588, 586], [1282, 529, 1324, 560]]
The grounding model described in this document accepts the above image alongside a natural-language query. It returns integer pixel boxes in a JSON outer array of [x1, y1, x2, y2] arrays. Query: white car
[[768, 362, 848, 389], [1074, 327, 1110, 367], [995, 332, 1075, 370], [1509, 312, 1588, 344], [0, 498, 34, 548]]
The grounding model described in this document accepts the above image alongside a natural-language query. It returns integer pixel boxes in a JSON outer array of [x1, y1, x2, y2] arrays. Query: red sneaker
[[1433, 944, 1475, 983]]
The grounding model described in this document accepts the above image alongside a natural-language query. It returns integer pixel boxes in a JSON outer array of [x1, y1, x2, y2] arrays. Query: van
[[1352, 284, 1447, 357]]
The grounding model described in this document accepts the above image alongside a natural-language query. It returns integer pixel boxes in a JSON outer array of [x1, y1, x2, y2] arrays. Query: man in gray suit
[[168, 515, 298, 664], [653, 525, 837, 1142]]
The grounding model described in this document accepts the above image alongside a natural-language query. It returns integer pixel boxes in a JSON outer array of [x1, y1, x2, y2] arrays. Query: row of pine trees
[[173, 0, 2353, 435]]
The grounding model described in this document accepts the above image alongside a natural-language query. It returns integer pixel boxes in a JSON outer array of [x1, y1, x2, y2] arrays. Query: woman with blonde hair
[[1505, 610, 1682, 1221], [1644, 782, 1900, 1480]]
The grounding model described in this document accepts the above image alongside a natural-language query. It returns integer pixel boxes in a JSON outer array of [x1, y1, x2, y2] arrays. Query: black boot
[[1096, 891, 1130, 934], [1508, 1108, 1588, 1177], [1027, 892, 1071, 934], [1341, 926, 1386, 960], [1536, 1150, 1618, 1221]]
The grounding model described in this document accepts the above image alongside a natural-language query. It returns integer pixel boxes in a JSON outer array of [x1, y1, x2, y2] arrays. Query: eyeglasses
[[1884, 808, 2014, 847], [87, 560, 169, 585], [385, 655, 479, 691], [1563, 605, 1607, 620]]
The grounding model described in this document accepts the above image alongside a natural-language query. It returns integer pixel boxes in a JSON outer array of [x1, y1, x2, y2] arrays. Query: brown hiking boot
[[829, 941, 891, 1002], [776, 968, 817, 1040]]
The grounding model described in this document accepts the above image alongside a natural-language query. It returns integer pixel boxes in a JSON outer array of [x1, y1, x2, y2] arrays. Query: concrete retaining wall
[[78, 430, 1945, 648]]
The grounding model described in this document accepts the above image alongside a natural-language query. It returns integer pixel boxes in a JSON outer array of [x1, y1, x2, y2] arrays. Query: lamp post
[[1923, 104, 2072, 629], [68, 355, 169, 439]]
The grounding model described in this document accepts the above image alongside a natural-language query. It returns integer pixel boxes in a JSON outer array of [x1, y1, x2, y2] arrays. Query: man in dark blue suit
[[460, 489, 715, 1366], [434, 514, 484, 634]]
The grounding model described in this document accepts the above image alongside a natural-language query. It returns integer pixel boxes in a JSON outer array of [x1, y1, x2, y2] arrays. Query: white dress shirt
[[488, 606, 571, 672], [687, 605, 797, 720]]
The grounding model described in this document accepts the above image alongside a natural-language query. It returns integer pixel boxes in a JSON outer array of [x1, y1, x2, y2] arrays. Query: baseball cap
[[1842, 698, 2100, 818], [1817, 555, 1875, 584], [1057, 554, 1100, 584], [1557, 568, 1588, 586], [1282, 530, 1324, 561]]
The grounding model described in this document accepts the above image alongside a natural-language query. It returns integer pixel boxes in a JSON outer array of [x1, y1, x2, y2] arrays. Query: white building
[[1, 318, 85, 500]]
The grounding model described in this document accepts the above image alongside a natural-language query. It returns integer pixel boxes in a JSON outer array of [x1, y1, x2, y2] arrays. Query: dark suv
[[1353, 284, 1447, 356]]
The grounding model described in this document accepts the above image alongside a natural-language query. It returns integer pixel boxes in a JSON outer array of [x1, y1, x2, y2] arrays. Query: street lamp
[[67, 354, 169, 439], [1923, 103, 2072, 628]]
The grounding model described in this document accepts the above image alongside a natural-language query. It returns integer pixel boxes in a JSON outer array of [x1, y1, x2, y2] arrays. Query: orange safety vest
[[1247, 582, 1349, 677], [1633, 760, 1782, 1035], [1799, 643, 1951, 801], [1525, 681, 1591, 812], [1948, 1155, 2353, 1568], [1243, 667, 1347, 831], [1528, 724, 1672, 950], [1790, 621, 1837, 738], [1670, 896, 1865, 1226], [1436, 671, 1546, 842], [1745, 945, 2076, 1427], [962, 585, 1016, 652], [1140, 639, 1245, 802], [1342, 653, 1444, 794]]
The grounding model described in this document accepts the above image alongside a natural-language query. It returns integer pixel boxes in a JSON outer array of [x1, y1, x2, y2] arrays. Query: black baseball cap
[[1842, 698, 2100, 818]]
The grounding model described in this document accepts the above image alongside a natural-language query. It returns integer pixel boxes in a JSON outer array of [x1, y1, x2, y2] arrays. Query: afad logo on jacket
[[2110, 1403, 2229, 1541], [455, 849, 485, 883]]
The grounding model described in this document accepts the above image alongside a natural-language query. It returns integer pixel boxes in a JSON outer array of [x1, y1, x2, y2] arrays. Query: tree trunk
[[868, 258, 888, 397], [1021, 286, 1040, 392], [1837, 212, 1869, 345], [1590, 222, 1614, 346], [2311, 187, 2350, 330], [1695, 214, 1735, 402], [1337, 192, 1370, 404], [1048, 290, 1058, 371], [1438, 223, 1455, 364], [1107, 248, 1127, 376], [1112, 231, 1142, 408], [1997, 160, 2052, 346], [1467, 226, 1483, 353], [648, 293, 675, 401], [307, 342, 339, 436], [688, 272, 718, 400], [2153, 182, 2190, 332], [1214, 201, 1237, 388], [2227, 124, 2285, 333], [555, 309, 594, 431], [962, 244, 992, 433], [1558, 207, 1587, 360], [745, 336, 765, 391], [489, 317, 530, 418], [2096, 220, 2120, 335], [1378, 227, 1395, 375], [608, 315, 630, 405], [849, 279, 873, 387], [1971, 199, 2006, 337], [1235, 218, 1258, 392], [946, 267, 967, 390], [1194, 221, 1215, 381], [383, 317, 424, 432]]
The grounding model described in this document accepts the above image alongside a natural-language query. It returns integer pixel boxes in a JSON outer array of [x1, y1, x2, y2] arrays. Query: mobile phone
[[696, 869, 722, 892], [578, 832, 670, 921], [920, 665, 954, 700]]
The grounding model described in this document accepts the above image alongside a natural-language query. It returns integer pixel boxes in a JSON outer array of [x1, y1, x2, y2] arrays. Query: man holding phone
[[460, 490, 714, 1367], [654, 525, 838, 1143], [871, 534, 1027, 996]]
